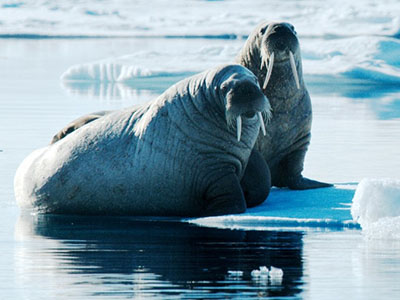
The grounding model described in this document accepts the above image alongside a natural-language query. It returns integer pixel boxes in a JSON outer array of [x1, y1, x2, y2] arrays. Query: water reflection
[[15, 214, 304, 299], [61, 76, 400, 122]]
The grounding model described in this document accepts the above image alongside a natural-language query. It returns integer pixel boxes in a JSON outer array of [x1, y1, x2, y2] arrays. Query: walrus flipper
[[282, 149, 333, 190], [240, 149, 271, 208], [51, 110, 112, 144], [287, 176, 333, 190], [203, 174, 247, 217]]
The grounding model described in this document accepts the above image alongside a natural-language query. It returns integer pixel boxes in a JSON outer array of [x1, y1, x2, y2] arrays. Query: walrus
[[14, 64, 272, 217], [50, 110, 111, 144], [236, 21, 332, 190]]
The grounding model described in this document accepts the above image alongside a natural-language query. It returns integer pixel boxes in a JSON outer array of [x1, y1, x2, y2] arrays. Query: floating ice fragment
[[251, 266, 269, 278], [269, 266, 284, 278], [227, 270, 243, 277], [251, 269, 261, 277], [259, 266, 269, 275]]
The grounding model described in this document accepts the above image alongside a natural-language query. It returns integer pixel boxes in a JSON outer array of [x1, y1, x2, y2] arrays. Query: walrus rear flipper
[[240, 149, 271, 208], [287, 176, 333, 190], [51, 111, 112, 144], [281, 149, 333, 190]]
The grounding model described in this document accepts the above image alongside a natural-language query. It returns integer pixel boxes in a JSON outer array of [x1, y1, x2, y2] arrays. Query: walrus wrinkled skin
[[50, 112, 272, 210], [236, 21, 332, 190], [14, 64, 272, 217]]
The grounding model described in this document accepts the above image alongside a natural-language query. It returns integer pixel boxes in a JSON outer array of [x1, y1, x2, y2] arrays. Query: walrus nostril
[[275, 40, 286, 51], [243, 111, 256, 118]]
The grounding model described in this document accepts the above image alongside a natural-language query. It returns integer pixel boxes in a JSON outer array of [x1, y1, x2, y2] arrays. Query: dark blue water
[[15, 214, 304, 299]]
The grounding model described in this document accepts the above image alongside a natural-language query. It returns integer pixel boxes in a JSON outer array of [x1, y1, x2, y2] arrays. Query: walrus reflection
[[16, 214, 304, 297]]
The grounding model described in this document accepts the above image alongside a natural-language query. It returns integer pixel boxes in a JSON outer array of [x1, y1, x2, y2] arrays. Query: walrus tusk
[[258, 112, 266, 136], [263, 52, 274, 89], [236, 115, 242, 142], [289, 51, 300, 89]]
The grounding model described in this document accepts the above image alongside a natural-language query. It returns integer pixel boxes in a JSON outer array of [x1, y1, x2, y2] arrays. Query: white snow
[[52, 1, 400, 99], [1, 0, 399, 38], [2, 1, 400, 88], [351, 178, 400, 239]]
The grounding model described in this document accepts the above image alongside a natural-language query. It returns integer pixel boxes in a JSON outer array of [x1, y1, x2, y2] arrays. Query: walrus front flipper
[[287, 176, 333, 190], [51, 110, 112, 144], [241, 149, 271, 208], [203, 174, 247, 217]]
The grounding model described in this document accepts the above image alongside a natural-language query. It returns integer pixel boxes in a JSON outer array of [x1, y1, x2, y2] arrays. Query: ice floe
[[351, 178, 400, 239]]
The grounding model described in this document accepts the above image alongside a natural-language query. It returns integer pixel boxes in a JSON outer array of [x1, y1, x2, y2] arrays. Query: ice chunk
[[251, 266, 269, 278], [269, 266, 284, 285], [227, 270, 243, 277], [251, 269, 261, 277], [251, 266, 283, 285], [351, 178, 400, 239], [259, 266, 269, 275], [269, 266, 284, 278]]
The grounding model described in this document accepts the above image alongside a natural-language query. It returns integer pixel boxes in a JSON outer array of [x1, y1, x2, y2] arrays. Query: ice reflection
[[15, 214, 304, 299], [302, 231, 400, 300], [60, 81, 160, 103]]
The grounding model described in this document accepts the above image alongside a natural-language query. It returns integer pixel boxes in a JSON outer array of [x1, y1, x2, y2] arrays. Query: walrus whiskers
[[262, 52, 274, 89], [258, 112, 266, 136], [236, 115, 242, 142], [289, 51, 300, 89]]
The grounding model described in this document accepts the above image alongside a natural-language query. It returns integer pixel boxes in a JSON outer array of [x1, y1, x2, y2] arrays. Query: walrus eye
[[289, 51, 300, 89]]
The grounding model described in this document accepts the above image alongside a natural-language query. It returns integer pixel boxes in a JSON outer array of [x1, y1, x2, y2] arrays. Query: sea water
[[1, 0, 400, 299]]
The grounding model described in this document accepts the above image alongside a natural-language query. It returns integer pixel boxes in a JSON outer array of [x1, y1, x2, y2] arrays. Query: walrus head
[[258, 22, 301, 90], [220, 72, 271, 142]]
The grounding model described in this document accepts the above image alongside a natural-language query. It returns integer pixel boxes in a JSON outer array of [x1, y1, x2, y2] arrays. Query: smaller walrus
[[14, 64, 271, 217], [236, 21, 332, 190], [50, 110, 111, 144]]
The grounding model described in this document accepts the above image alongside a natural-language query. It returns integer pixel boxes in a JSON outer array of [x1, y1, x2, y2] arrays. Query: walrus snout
[[261, 23, 301, 89], [264, 23, 299, 58], [224, 79, 271, 141]]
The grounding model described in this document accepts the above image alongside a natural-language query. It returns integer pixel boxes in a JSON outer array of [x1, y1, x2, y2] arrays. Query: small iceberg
[[251, 266, 283, 285], [227, 270, 243, 278], [251, 266, 269, 278], [351, 178, 400, 239]]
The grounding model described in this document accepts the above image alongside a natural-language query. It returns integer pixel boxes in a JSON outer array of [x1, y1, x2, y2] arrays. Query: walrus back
[[15, 102, 207, 216]]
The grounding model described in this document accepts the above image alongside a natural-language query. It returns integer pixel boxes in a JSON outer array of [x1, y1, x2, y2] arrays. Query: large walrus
[[236, 21, 332, 190], [14, 64, 272, 217]]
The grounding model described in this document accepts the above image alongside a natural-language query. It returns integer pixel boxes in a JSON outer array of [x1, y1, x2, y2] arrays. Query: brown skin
[[236, 21, 332, 190]]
